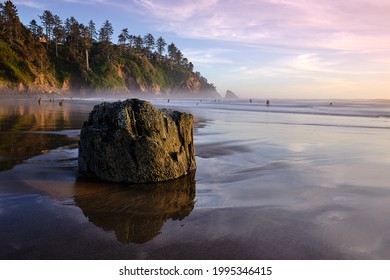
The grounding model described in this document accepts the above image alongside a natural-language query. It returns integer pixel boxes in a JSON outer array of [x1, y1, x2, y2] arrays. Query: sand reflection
[[73, 172, 196, 244]]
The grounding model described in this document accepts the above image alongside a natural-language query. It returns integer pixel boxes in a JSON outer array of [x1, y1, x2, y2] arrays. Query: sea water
[[0, 97, 390, 259]]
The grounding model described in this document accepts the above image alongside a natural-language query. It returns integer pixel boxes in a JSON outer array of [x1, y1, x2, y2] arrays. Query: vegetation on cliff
[[0, 1, 219, 97]]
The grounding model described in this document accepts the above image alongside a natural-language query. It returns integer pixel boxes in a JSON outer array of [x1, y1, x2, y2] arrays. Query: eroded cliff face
[[1, 57, 219, 98], [78, 99, 196, 183], [117, 63, 219, 97]]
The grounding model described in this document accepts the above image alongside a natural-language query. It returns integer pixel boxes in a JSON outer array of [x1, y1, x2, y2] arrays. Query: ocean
[[0, 97, 390, 259]]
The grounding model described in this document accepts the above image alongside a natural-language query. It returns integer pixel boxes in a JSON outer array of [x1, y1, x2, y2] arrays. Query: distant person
[[249, 99, 252, 103], [329, 102, 333, 106], [266, 100, 270, 106]]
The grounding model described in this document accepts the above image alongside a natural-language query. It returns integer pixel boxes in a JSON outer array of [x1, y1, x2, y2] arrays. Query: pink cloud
[[133, 0, 390, 52]]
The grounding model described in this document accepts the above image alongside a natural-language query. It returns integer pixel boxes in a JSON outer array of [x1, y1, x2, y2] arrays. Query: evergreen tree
[[118, 28, 129, 55], [28, 19, 41, 40], [39, 10, 55, 48], [143, 33, 155, 53], [156, 36, 166, 57], [168, 42, 178, 64], [98, 20, 114, 62], [133, 35, 143, 52], [64, 17, 80, 60], [99, 20, 113, 43], [87, 20, 97, 42], [52, 15, 64, 57], [0, 0, 21, 44], [80, 23, 93, 70]]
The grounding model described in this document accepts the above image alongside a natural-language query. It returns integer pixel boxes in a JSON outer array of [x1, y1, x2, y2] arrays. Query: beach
[[1, 97, 390, 259]]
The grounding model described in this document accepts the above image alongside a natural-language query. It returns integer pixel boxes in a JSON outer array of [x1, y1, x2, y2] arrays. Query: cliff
[[0, 1, 220, 98], [0, 38, 219, 97]]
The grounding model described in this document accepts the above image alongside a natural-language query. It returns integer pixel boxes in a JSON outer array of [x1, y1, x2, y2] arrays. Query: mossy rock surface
[[78, 99, 196, 183]]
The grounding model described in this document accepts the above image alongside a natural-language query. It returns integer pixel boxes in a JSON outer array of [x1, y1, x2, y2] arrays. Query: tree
[[99, 20, 113, 43], [133, 35, 143, 52], [80, 24, 93, 70], [28, 19, 41, 40], [167, 42, 178, 62], [188, 62, 194, 71], [0, 3, 3, 37], [64, 17, 80, 60], [118, 28, 129, 55], [0, 0, 21, 44], [175, 49, 183, 65], [99, 20, 114, 62], [87, 20, 97, 42], [143, 33, 155, 53], [156, 36, 166, 57], [39, 10, 55, 49], [52, 15, 64, 57]]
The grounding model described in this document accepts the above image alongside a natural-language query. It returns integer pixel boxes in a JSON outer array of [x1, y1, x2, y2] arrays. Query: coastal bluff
[[78, 99, 196, 183]]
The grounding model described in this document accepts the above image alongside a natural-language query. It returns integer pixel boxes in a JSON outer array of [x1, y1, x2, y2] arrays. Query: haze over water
[[1, 97, 390, 259]]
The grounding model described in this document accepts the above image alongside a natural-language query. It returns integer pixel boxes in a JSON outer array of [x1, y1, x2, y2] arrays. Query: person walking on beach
[[266, 100, 270, 106]]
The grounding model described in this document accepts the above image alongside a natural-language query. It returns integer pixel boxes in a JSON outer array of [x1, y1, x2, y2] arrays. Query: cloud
[[132, 0, 390, 53], [14, 1, 46, 9], [183, 48, 234, 65], [134, 0, 218, 21]]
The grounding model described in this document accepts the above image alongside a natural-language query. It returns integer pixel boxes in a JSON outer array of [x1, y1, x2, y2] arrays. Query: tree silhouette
[[118, 28, 129, 55], [143, 33, 155, 53], [80, 23, 93, 70], [39, 10, 54, 49], [64, 17, 80, 60], [156, 36, 166, 58], [0, 0, 21, 44], [53, 15, 64, 57], [99, 20, 114, 62]]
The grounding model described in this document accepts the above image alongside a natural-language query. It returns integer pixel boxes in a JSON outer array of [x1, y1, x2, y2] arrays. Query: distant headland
[[0, 1, 220, 98]]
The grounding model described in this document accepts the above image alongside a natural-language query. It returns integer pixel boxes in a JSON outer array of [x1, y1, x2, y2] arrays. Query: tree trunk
[[55, 39, 58, 57], [85, 49, 89, 71]]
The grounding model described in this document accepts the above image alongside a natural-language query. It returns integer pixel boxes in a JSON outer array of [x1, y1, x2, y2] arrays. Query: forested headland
[[0, 1, 219, 97]]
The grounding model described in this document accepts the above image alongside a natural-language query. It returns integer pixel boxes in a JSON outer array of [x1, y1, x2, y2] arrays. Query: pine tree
[[143, 33, 155, 53], [80, 24, 93, 70], [87, 20, 97, 42], [118, 28, 129, 55], [39, 10, 55, 49], [53, 15, 64, 57], [99, 20, 114, 62], [156, 36, 166, 57], [28, 19, 40, 40], [0, 0, 21, 44], [64, 17, 80, 60]]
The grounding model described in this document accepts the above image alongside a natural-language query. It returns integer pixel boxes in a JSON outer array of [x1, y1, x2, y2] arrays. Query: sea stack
[[225, 90, 239, 98], [78, 99, 196, 183]]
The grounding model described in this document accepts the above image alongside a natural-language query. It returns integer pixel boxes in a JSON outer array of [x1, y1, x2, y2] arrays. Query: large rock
[[78, 99, 196, 183], [225, 90, 239, 98]]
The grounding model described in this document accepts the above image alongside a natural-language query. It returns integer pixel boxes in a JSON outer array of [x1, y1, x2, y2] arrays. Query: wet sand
[[1, 98, 390, 259]]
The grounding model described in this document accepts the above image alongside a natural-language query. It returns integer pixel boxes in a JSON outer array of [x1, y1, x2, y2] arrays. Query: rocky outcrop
[[174, 75, 220, 98], [78, 99, 196, 183], [225, 90, 239, 98]]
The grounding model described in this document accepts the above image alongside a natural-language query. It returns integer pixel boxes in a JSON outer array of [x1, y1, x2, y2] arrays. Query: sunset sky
[[14, 0, 390, 99]]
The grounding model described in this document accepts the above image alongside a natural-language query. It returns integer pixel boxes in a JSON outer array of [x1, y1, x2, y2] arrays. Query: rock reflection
[[73, 172, 196, 244]]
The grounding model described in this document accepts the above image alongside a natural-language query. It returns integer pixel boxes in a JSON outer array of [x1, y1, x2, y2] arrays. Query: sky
[[12, 0, 390, 99]]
